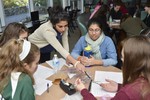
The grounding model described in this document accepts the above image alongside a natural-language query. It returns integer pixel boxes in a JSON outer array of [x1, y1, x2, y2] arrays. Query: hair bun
[[48, 6, 63, 16]]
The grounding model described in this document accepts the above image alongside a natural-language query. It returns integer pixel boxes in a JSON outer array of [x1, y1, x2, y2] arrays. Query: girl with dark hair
[[28, 6, 85, 71], [71, 18, 117, 67]]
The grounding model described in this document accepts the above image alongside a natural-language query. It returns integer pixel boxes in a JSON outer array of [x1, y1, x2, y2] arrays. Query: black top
[[143, 14, 150, 27], [109, 8, 122, 20]]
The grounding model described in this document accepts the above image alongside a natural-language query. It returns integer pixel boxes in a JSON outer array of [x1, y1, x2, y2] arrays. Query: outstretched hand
[[74, 78, 86, 91], [76, 63, 85, 72], [100, 79, 118, 92]]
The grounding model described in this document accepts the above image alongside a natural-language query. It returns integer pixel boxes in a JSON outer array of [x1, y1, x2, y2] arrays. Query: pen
[[88, 80, 92, 91], [47, 83, 49, 93], [85, 71, 93, 81], [85, 71, 100, 85]]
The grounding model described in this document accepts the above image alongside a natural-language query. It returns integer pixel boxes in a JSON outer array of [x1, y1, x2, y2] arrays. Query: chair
[[77, 12, 90, 36]]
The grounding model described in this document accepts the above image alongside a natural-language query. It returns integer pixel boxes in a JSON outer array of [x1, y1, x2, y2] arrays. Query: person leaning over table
[[28, 6, 85, 71], [0, 39, 40, 100], [71, 18, 117, 67], [0, 22, 29, 47], [75, 36, 150, 100]]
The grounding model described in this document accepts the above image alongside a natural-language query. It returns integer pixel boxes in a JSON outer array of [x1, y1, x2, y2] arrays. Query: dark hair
[[113, 1, 122, 7], [140, 28, 150, 38], [145, 2, 150, 7], [87, 18, 103, 30], [47, 6, 69, 25], [0, 22, 28, 47]]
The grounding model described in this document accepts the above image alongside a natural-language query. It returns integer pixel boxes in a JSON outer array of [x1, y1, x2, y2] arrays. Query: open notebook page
[[91, 71, 123, 97]]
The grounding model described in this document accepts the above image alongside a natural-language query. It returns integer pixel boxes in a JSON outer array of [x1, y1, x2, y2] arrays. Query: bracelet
[[74, 61, 80, 68]]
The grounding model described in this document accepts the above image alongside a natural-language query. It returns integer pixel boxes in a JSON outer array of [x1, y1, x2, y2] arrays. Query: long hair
[[22, 44, 40, 67], [22, 43, 40, 84], [0, 22, 28, 47], [47, 6, 69, 25], [122, 36, 150, 99], [0, 39, 38, 92]]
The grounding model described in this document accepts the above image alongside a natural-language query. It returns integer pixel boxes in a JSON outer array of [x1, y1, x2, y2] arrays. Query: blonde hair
[[0, 39, 33, 92]]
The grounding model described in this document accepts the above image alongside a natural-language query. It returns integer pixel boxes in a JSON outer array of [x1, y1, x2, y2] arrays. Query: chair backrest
[[77, 12, 90, 35]]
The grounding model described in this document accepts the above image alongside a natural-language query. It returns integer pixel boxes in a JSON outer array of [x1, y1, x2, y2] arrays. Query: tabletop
[[35, 63, 121, 100]]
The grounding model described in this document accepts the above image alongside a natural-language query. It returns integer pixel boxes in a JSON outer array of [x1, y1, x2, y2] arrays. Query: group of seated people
[[0, 2, 150, 99]]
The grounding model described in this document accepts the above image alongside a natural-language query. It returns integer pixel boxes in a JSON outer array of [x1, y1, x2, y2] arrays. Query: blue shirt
[[71, 36, 117, 66]]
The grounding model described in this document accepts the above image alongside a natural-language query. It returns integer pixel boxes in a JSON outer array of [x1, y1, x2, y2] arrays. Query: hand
[[74, 78, 86, 91], [76, 63, 85, 72], [80, 56, 91, 66], [88, 55, 95, 65], [100, 79, 118, 92], [66, 58, 71, 65]]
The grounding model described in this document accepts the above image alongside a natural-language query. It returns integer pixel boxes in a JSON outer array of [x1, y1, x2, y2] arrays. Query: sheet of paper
[[33, 65, 54, 79], [91, 71, 123, 97], [46, 58, 73, 70], [61, 92, 83, 100], [68, 73, 76, 78], [34, 78, 52, 95]]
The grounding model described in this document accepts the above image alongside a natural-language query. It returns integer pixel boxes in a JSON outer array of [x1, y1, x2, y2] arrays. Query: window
[[3, 0, 29, 16], [33, 0, 48, 15], [3, 0, 30, 24]]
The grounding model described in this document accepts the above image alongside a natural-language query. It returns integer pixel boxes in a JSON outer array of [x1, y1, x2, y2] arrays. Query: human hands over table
[[80, 55, 103, 66], [100, 79, 118, 92], [80, 56, 89, 66], [74, 78, 86, 91], [75, 62, 85, 72]]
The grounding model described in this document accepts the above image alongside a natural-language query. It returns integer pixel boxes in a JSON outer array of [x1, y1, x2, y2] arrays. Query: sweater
[[2, 73, 35, 100], [80, 77, 150, 100], [71, 36, 117, 66], [28, 21, 69, 58]]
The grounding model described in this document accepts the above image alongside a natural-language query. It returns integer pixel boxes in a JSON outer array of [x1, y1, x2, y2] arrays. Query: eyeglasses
[[88, 29, 101, 33]]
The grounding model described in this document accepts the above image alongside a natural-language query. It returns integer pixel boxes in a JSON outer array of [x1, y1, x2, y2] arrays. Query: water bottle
[[109, 16, 113, 23], [52, 54, 60, 73], [83, 45, 92, 58], [83, 45, 92, 67], [109, 15, 113, 28]]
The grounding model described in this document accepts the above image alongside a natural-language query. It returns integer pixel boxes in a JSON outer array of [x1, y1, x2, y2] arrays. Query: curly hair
[[47, 6, 69, 25]]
